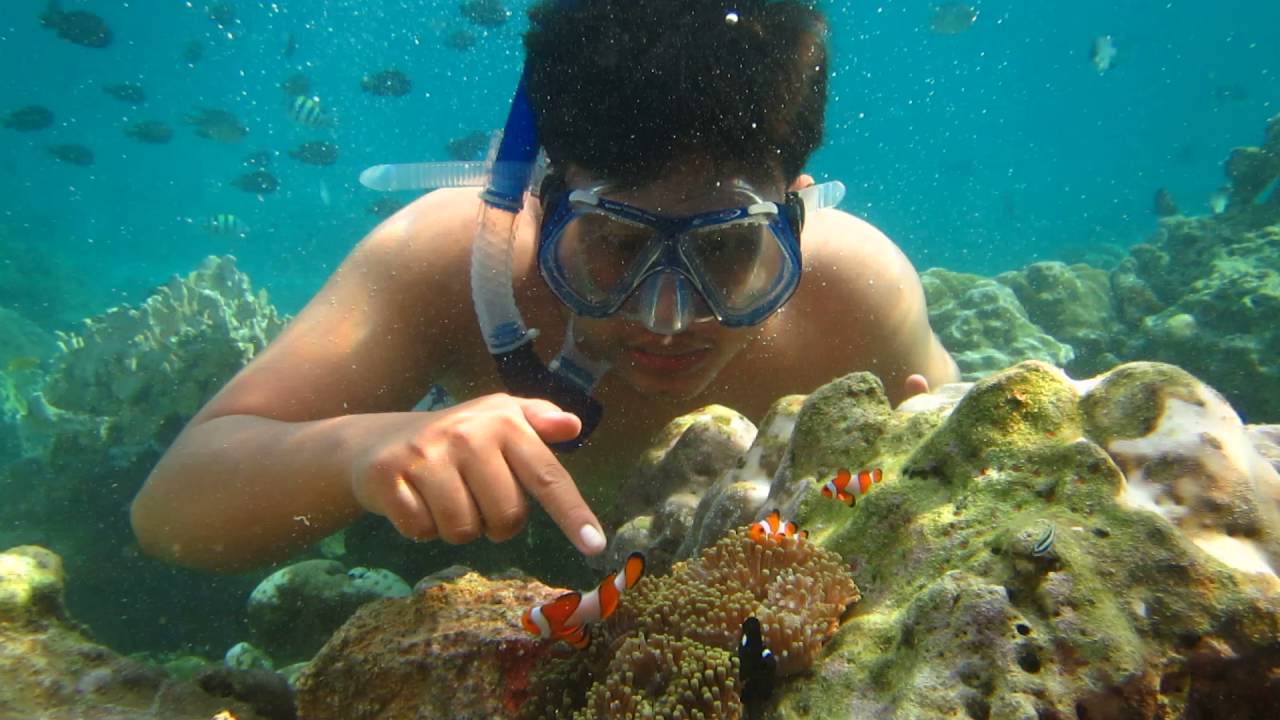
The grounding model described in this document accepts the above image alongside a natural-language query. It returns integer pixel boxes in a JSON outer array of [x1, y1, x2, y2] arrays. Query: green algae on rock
[[776, 361, 1280, 718]]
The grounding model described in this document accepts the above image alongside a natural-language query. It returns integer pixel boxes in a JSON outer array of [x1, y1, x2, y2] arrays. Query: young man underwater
[[131, 0, 958, 572]]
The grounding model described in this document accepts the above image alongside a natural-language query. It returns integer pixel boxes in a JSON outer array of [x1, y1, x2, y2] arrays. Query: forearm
[[131, 413, 377, 572]]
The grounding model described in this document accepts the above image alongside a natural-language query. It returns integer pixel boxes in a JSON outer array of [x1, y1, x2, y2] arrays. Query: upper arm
[[193, 188, 479, 425], [800, 209, 959, 401]]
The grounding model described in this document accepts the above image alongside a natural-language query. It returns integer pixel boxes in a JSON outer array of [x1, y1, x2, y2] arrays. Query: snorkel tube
[[471, 70, 608, 452]]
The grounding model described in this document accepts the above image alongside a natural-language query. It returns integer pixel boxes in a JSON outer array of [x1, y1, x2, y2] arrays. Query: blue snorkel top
[[470, 13, 608, 451]]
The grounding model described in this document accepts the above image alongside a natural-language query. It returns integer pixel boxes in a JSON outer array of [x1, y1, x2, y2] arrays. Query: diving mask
[[538, 178, 843, 331]]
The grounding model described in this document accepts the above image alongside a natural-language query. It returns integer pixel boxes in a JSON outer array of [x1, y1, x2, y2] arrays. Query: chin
[[617, 367, 717, 401]]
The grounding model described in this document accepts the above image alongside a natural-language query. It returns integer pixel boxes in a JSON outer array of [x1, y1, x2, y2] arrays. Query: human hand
[[348, 394, 606, 555], [904, 373, 930, 398]]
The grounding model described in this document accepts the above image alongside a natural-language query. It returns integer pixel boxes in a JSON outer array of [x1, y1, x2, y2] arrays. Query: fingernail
[[579, 524, 606, 554]]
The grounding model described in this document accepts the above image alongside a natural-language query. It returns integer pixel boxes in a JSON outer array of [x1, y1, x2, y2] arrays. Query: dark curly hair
[[523, 0, 828, 186]]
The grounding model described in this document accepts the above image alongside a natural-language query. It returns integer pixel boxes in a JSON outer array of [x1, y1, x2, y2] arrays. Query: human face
[[553, 159, 791, 401]]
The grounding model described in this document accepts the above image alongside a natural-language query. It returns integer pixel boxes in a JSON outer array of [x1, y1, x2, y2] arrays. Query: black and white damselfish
[[739, 616, 777, 720]]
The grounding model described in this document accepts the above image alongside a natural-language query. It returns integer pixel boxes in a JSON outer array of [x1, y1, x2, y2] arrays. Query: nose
[[622, 270, 710, 335]]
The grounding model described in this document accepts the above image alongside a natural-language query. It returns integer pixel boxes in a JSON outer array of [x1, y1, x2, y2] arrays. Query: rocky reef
[[924, 113, 1280, 422], [288, 359, 1280, 717], [778, 362, 1280, 717], [0, 544, 276, 719]]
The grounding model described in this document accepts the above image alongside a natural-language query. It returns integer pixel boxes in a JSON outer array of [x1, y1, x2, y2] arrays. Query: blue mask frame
[[537, 187, 805, 327]]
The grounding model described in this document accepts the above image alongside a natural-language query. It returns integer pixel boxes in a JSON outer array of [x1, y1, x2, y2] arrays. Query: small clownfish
[[520, 551, 645, 649], [820, 467, 883, 507], [749, 509, 808, 543]]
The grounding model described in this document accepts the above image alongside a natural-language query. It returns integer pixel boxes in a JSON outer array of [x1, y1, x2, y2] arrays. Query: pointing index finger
[[503, 431, 605, 556]]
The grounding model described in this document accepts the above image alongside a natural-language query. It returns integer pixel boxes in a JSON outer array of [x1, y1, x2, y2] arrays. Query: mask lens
[[683, 216, 787, 314], [553, 210, 657, 306]]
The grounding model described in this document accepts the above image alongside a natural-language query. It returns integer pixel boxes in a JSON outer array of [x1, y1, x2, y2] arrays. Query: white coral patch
[[1191, 534, 1276, 577], [1104, 386, 1280, 578]]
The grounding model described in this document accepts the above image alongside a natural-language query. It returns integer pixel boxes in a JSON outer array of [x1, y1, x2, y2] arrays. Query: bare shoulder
[[784, 207, 957, 399], [194, 187, 485, 423], [361, 187, 481, 261], [796, 208, 926, 332]]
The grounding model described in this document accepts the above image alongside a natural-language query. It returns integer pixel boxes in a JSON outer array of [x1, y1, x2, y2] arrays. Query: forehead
[[563, 159, 786, 214]]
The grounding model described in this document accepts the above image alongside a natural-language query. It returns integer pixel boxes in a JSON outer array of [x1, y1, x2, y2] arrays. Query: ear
[[787, 173, 816, 192]]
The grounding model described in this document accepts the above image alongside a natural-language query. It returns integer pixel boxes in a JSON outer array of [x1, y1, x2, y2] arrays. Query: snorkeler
[[131, 0, 958, 572]]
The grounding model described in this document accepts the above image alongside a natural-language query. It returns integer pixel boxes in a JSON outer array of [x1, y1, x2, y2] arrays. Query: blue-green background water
[[2, 0, 1276, 322], [1, 0, 1278, 660]]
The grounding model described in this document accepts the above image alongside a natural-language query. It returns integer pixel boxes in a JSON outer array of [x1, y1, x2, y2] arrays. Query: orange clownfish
[[520, 551, 645, 649], [749, 509, 808, 543], [821, 467, 883, 507]]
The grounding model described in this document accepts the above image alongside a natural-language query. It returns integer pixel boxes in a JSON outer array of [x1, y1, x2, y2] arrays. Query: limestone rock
[[776, 361, 1280, 718], [247, 560, 410, 664], [296, 570, 563, 720], [594, 404, 756, 575], [678, 394, 806, 560]]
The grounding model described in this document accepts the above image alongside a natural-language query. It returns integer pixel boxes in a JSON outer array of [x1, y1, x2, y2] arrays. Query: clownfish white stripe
[[526, 605, 552, 638], [748, 509, 807, 543], [520, 552, 645, 649], [820, 467, 884, 506]]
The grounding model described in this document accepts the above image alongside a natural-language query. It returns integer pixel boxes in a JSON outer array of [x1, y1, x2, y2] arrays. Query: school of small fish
[[13, 0, 512, 240]]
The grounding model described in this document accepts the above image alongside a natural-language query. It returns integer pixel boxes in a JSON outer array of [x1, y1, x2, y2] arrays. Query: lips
[[626, 346, 712, 372]]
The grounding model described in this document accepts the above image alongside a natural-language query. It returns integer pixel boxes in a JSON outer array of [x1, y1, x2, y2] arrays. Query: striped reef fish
[[820, 467, 883, 507], [1031, 521, 1056, 557], [520, 552, 645, 649], [206, 213, 249, 237], [288, 94, 330, 128], [749, 509, 807, 543]]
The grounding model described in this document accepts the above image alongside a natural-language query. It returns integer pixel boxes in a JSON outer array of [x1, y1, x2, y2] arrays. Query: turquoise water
[[2, 1, 1275, 319], [0, 0, 1277, 672]]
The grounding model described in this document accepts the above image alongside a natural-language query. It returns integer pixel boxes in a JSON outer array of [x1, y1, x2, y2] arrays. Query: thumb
[[520, 401, 583, 444]]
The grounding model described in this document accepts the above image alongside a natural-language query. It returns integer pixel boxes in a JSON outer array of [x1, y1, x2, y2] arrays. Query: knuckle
[[392, 514, 435, 541], [528, 461, 570, 493], [486, 504, 528, 541], [442, 425, 483, 454], [440, 520, 482, 545]]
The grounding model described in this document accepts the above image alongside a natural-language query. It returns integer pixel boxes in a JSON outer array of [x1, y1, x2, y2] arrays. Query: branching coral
[[46, 255, 284, 422]]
